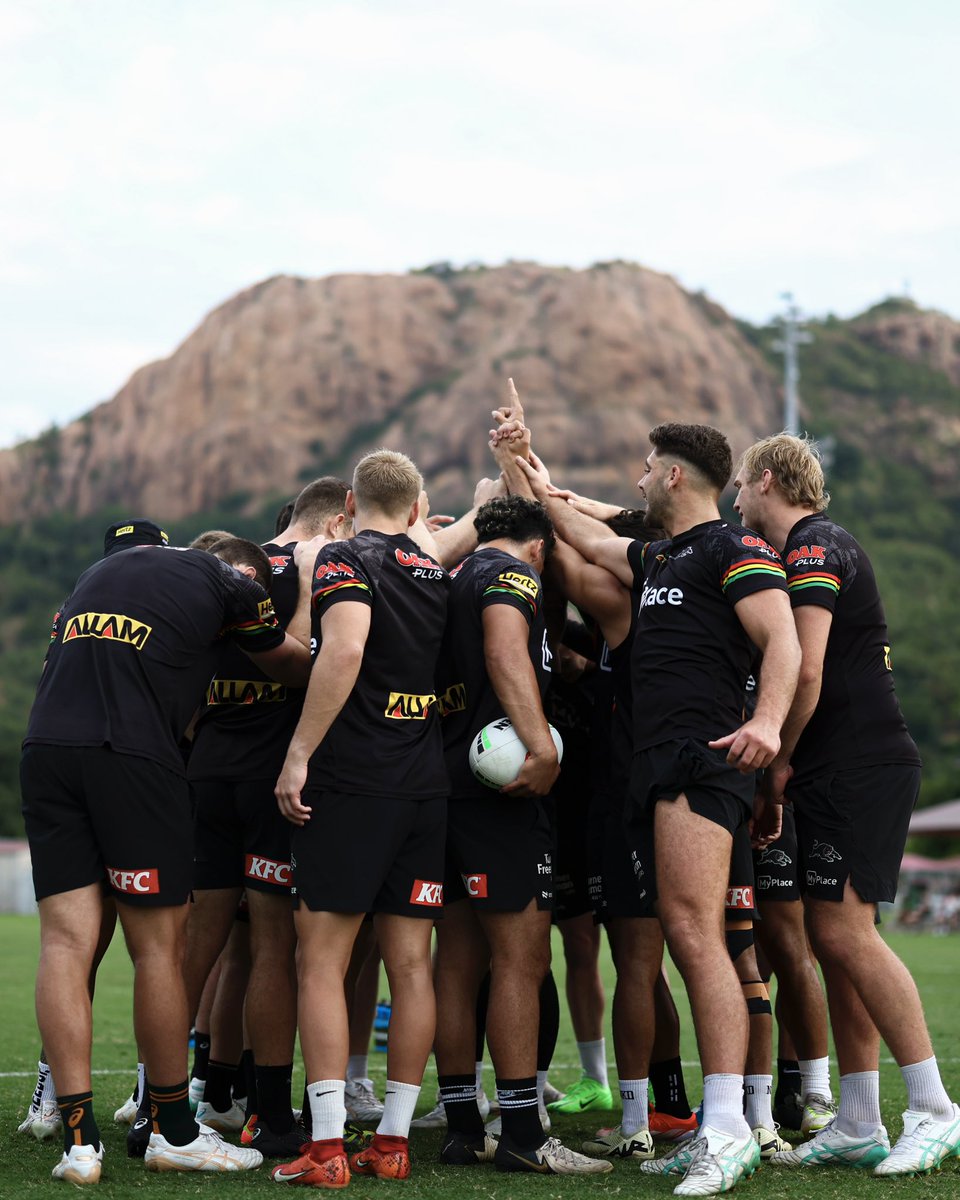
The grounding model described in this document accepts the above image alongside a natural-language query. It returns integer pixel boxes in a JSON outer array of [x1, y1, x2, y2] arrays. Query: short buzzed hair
[[474, 495, 556, 556], [352, 449, 422, 518], [207, 537, 272, 591], [738, 433, 830, 512], [289, 477, 349, 528], [650, 423, 732, 492]]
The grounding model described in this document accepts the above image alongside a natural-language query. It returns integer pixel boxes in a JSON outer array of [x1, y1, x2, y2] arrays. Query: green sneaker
[[547, 1074, 614, 1114]]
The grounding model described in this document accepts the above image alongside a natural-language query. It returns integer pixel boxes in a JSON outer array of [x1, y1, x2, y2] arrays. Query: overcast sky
[[2, 0, 957, 446]]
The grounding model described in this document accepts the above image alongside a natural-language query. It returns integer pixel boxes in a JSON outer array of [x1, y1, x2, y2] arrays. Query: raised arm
[[547, 540, 632, 650]]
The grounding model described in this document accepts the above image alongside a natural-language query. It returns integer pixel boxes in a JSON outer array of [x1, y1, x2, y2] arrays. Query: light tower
[[772, 293, 812, 435]]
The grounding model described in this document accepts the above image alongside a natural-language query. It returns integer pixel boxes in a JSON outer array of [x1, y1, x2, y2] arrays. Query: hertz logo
[[63, 612, 152, 650], [437, 682, 466, 716], [385, 692, 437, 720], [498, 571, 538, 598], [207, 679, 287, 706], [257, 598, 276, 621]]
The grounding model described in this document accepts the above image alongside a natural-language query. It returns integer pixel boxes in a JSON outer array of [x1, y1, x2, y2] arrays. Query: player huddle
[[16, 383, 960, 1193]]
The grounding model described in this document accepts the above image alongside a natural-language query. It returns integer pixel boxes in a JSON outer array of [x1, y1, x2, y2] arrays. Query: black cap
[[103, 519, 170, 557]]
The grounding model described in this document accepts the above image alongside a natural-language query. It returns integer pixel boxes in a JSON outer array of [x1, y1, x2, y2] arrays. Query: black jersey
[[439, 546, 551, 800], [25, 546, 284, 775], [590, 600, 637, 814], [783, 513, 920, 780], [627, 520, 789, 749], [188, 541, 306, 781], [306, 530, 449, 799]]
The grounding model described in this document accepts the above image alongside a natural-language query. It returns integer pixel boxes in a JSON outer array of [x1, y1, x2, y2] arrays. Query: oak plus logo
[[410, 880, 443, 907], [395, 548, 444, 579], [244, 854, 292, 887], [106, 866, 160, 895]]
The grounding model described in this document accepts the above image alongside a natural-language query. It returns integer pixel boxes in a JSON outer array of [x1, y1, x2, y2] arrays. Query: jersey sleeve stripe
[[313, 579, 372, 601], [721, 559, 787, 590], [222, 617, 279, 636], [788, 572, 841, 593], [483, 584, 538, 615]]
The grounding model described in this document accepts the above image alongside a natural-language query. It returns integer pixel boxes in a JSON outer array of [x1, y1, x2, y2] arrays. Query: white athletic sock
[[346, 1055, 368, 1083], [836, 1071, 882, 1136], [702, 1073, 750, 1139], [307, 1079, 346, 1142], [378, 1080, 420, 1138], [135, 1062, 146, 1105], [619, 1078, 649, 1136], [578, 1039, 609, 1087], [901, 1057, 954, 1121], [744, 1074, 773, 1130], [39, 1061, 56, 1104], [475, 1062, 485, 1094], [799, 1056, 833, 1102]]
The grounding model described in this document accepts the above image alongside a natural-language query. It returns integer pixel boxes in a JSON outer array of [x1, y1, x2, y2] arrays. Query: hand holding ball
[[468, 717, 564, 790]]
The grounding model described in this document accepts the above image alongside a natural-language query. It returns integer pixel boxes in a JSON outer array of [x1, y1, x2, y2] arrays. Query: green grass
[[2, 915, 958, 1196]]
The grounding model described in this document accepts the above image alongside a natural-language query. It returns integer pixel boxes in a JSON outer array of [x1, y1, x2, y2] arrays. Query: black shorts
[[789, 763, 920, 903], [726, 823, 757, 920], [550, 790, 593, 922], [444, 794, 554, 913], [21, 744, 193, 906], [610, 802, 658, 920], [630, 738, 753, 835], [753, 804, 800, 902], [191, 778, 292, 894], [291, 791, 446, 917]]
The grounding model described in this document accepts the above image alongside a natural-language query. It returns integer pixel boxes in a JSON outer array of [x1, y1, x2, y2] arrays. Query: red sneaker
[[350, 1133, 411, 1179], [271, 1138, 350, 1188], [648, 1108, 698, 1142], [241, 1114, 258, 1146]]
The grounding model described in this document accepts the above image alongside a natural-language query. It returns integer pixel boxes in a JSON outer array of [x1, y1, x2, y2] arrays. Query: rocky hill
[[0, 262, 780, 521]]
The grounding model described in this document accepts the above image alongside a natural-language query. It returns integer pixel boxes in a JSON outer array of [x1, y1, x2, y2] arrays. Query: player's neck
[[764, 504, 817, 553], [665, 496, 721, 539], [353, 512, 411, 536]]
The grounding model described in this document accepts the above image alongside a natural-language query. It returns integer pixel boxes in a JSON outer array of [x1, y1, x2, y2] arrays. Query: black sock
[[497, 1076, 542, 1148], [438, 1074, 483, 1136], [191, 1030, 211, 1083], [150, 1080, 198, 1146], [237, 1048, 256, 1111], [537, 973, 560, 1073], [301, 1084, 313, 1137], [775, 1059, 801, 1103], [135, 1073, 151, 1124], [475, 973, 491, 1062], [256, 1063, 294, 1132], [204, 1059, 237, 1113], [57, 1092, 100, 1152], [649, 1056, 691, 1117]]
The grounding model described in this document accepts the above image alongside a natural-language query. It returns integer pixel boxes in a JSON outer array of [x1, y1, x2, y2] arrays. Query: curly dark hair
[[649, 423, 732, 491], [474, 495, 556, 556]]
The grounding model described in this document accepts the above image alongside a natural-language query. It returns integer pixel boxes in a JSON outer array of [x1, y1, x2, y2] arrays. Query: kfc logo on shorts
[[461, 873, 488, 898], [107, 867, 160, 895], [410, 880, 443, 906], [244, 854, 292, 887], [725, 885, 754, 909]]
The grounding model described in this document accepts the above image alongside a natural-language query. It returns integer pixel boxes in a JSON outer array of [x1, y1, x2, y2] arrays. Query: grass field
[[2, 914, 958, 1197]]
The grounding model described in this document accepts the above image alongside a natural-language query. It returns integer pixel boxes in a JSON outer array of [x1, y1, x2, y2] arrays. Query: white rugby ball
[[469, 717, 564, 789]]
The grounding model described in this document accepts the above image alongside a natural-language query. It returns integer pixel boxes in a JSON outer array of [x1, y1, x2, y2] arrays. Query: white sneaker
[[673, 1125, 761, 1196], [188, 1076, 205, 1113], [874, 1104, 960, 1176], [52, 1142, 104, 1184], [344, 1078, 384, 1123], [753, 1123, 792, 1159], [771, 1121, 890, 1167], [800, 1092, 837, 1134], [145, 1127, 263, 1172], [542, 1079, 566, 1104], [19, 1099, 62, 1141], [195, 1098, 246, 1134], [582, 1124, 655, 1159], [640, 1136, 702, 1176], [411, 1098, 446, 1130], [495, 1134, 613, 1175], [113, 1092, 139, 1125]]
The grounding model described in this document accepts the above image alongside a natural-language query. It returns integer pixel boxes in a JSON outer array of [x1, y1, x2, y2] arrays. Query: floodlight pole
[[772, 293, 812, 435]]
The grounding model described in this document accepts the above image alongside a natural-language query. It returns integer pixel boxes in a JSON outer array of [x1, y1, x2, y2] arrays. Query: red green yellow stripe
[[788, 571, 841, 594], [314, 579, 371, 601], [484, 584, 538, 615], [721, 559, 786, 590]]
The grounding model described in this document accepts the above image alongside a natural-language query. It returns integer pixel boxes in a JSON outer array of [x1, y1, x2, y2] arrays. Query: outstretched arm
[[547, 541, 632, 650]]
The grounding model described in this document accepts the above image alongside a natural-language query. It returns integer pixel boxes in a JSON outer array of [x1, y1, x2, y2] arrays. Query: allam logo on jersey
[[244, 854, 292, 887], [726, 885, 754, 909], [106, 866, 160, 894], [395, 547, 444, 579], [384, 692, 437, 720], [462, 873, 488, 898], [786, 544, 827, 566], [437, 682, 466, 716], [63, 612, 152, 650], [639, 583, 684, 610], [410, 880, 443, 906], [810, 840, 842, 863], [207, 679, 287, 705]]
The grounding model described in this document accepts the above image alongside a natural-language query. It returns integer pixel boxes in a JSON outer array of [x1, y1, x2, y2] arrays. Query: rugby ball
[[469, 717, 564, 789]]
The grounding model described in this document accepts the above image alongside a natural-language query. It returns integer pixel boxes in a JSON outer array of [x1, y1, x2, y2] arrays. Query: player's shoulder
[[262, 540, 298, 577], [783, 513, 852, 562], [708, 521, 782, 562]]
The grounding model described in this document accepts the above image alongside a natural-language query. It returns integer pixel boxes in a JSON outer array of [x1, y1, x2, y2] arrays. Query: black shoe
[[440, 1130, 498, 1165], [126, 1115, 151, 1158], [248, 1120, 309, 1157], [772, 1091, 805, 1131], [343, 1121, 373, 1151]]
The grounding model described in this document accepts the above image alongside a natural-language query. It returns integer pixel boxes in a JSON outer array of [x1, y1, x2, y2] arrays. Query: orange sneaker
[[351, 1133, 411, 1179], [648, 1108, 698, 1142], [271, 1139, 350, 1188], [241, 1113, 258, 1145]]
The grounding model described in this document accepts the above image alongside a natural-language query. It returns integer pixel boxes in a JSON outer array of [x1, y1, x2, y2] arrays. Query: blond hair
[[352, 449, 422, 518], [739, 433, 830, 511]]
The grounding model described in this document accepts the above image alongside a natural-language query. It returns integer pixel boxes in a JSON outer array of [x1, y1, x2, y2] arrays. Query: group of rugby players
[[16, 381, 960, 1192]]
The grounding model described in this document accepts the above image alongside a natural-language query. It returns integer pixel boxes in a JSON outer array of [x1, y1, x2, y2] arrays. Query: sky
[[2, 0, 958, 446]]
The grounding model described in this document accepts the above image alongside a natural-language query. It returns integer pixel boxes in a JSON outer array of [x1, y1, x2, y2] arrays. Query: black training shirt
[[25, 547, 284, 774]]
